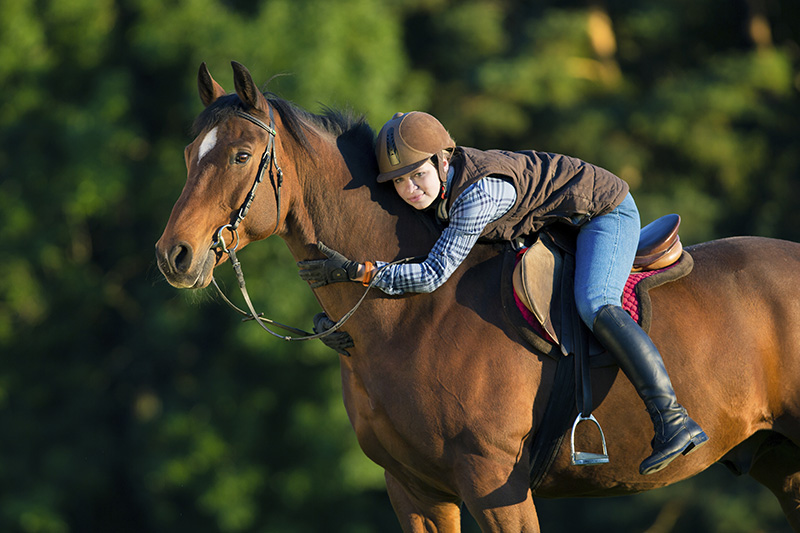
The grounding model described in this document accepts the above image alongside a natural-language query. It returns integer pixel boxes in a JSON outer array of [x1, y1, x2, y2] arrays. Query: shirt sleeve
[[372, 177, 517, 295]]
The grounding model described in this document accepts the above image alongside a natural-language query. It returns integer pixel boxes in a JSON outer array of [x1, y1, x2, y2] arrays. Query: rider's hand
[[297, 242, 361, 288], [313, 312, 355, 356]]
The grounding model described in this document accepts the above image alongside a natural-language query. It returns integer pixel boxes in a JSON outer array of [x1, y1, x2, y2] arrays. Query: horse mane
[[192, 93, 376, 159]]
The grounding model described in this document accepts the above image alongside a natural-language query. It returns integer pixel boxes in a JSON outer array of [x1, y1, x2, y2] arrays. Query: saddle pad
[[513, 249, 694, 343], [623, 269, 669, 324]]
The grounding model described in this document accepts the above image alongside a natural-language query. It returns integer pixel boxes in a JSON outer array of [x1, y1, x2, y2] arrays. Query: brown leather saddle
[[512, 214, 683, 345]]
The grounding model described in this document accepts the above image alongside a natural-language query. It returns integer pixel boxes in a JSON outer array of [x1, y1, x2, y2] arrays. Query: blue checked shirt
[[373, 176, 517, 295]]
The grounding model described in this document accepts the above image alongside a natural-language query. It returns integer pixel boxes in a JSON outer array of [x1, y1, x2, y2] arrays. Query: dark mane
[[192, 93, 376, 157]]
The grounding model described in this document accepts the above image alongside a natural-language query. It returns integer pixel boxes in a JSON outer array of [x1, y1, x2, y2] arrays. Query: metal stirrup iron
[[570, 413, 610, 465]]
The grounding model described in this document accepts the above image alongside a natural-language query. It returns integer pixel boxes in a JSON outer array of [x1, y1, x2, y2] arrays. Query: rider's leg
[[574, 193, 708, 475]]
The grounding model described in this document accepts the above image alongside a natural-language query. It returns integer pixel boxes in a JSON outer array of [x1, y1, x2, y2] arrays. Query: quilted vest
[[445, 147, 630, 241]]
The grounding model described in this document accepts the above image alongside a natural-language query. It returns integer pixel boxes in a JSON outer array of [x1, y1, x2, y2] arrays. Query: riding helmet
[[375, 112, 455, 183]]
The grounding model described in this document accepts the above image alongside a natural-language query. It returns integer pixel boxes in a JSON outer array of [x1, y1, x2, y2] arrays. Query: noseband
[[209, 103, 408, 343]]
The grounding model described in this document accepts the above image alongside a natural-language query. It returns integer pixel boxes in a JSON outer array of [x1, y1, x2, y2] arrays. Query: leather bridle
[[212, 106, 283, 250]]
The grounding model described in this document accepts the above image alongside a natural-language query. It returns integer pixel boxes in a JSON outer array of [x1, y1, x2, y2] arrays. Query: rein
[[209, 104, 414, 342]]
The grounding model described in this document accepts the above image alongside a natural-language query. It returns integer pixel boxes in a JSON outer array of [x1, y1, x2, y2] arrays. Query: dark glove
[[297, 242, 360, 288], [313, 313, 354, 356]]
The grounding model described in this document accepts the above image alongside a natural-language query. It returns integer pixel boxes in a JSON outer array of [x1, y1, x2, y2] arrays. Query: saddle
[[500, 214, 694, 488], [512, 213, 686, 348]]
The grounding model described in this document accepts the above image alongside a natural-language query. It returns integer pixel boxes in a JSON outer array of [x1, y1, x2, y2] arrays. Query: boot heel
[[682, 432, 709, 456]]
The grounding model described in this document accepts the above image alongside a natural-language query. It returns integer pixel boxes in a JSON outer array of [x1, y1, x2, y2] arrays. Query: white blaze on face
[[197, 126, 219, 164]]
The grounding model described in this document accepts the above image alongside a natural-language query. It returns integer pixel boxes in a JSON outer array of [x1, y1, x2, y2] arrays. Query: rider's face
[[392, 159, 447, 210]]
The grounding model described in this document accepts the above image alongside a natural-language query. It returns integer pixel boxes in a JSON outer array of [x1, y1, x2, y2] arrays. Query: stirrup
[[570, 413, 610, 465]]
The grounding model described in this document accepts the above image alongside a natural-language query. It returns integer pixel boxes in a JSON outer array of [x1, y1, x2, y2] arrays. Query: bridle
[[213, 106, 283, 246], [209, 103, 406, 342]]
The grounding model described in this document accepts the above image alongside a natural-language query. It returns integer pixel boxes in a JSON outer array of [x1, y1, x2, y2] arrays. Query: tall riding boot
[[593, 304, 709, 475]]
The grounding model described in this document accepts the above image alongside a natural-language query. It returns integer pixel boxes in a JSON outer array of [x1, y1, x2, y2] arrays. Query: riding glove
[[297, 242, 361, 288], [313, 312, 355, 356]]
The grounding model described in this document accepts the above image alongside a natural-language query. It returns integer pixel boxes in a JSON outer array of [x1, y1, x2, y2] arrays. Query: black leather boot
[[593, 305, 709, 475]]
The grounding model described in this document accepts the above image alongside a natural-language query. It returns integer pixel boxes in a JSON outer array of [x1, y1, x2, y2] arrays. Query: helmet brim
[[376, 158, 429, 183]]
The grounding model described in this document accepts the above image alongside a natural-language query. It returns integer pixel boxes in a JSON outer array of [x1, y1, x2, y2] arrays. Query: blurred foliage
[[0, 0, 798, 531]]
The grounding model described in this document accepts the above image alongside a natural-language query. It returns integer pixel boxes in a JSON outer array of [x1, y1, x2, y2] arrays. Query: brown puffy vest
[[445, 147, 630, 241]]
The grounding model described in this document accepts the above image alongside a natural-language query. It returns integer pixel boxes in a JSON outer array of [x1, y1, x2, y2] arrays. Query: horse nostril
[[169, 242, 194, 273]]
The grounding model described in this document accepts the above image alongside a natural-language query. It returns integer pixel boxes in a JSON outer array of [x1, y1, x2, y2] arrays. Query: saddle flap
[[512, 236, 563, 344]]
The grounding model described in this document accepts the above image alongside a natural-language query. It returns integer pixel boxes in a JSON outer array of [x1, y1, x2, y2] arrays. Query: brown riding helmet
[[375, 112, 455, 183]]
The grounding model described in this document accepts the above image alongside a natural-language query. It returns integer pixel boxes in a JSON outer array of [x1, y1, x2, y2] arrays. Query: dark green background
[[2, 0, 798, 531]]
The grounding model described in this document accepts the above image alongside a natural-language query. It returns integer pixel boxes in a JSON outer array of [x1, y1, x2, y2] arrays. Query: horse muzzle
[[155, 239, 217, 289]]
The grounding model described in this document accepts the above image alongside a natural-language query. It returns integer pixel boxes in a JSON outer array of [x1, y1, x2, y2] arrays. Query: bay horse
[[155, 61, 800, 532]]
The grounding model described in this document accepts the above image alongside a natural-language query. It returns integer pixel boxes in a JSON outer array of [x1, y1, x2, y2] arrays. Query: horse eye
[[235, 152, 251, 164]]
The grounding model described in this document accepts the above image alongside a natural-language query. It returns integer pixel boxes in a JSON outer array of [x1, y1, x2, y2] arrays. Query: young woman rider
[[298, 111, 708, 475]]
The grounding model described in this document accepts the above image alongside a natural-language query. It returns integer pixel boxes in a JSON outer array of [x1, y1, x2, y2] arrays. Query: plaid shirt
[[374, 176, 516, 295]]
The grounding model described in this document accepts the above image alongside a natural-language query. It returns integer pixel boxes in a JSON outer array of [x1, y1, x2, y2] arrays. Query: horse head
[[155, 62, 283, 288]]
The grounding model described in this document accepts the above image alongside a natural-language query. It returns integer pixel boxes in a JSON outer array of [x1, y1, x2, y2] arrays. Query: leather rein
[[209, 104, 404, 342]]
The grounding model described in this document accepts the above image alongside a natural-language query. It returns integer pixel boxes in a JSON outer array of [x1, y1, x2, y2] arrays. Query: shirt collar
[[444, 164, 455, 196]]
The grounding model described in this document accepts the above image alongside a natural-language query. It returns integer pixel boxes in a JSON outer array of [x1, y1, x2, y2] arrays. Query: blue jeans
[[574, 193, 640, 331]]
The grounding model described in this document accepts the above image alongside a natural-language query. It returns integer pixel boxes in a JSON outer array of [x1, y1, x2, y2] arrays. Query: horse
[[155, 61, 800, 532]]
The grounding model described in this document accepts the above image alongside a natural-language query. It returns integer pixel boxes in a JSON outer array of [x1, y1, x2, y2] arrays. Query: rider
[[298, 111, 708, 475]]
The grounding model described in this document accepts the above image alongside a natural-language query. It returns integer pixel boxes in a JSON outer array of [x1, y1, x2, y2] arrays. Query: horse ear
[[231, 61, 268, 112], [198, 62, 226, 107]]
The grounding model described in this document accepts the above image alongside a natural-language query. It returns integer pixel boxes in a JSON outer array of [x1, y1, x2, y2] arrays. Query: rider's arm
[[371, 177, 516, 295]]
